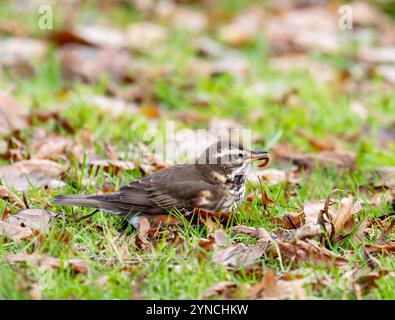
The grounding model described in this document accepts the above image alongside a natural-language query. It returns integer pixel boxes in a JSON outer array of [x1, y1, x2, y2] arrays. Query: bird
[[52, 141, 270, 228]]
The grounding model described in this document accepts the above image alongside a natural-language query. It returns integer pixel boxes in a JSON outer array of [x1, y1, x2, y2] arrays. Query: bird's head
[[195, 141, 270, 177]]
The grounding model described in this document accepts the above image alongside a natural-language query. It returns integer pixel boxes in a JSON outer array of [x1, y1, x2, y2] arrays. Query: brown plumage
[[52, 141, 270, 227]]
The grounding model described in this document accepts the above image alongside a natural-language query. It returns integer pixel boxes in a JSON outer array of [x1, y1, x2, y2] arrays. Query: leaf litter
[[1, 0, 395, 300]]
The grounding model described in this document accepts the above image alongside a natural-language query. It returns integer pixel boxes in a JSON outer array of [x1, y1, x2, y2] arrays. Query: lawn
[[0, 0, 394, 300]]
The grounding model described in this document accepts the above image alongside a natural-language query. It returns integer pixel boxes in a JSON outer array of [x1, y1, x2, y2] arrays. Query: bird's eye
[[238, 153, 244, 158]]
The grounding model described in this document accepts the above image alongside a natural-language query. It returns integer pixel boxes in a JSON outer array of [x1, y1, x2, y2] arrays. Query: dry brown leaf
[[126, 22, 167, 51], [89, 159, 136, 174], [73, 25, 126, 49], [189, 54, 249, 80], [271, 54, 337, 84], [247, 269, 306, 300], [276, 238, 348, 266], [295, 196, 361, 241], [214, 229, 228, 247], [295, 129, 337, 152], [29, 282, 42, 300], [374, 167, 395, 188], [294, 200, 329, 240], [167, 7, 207, 33], [58, 44, 132, 82], [265, 7, 339, 54], [138, 144, 171, 175], [0, 221, 32, 243], [333, 196, 362, 236], [250, 168, 301, 186], [195, 36, 224, 58], [0, 37, 47, 68], [358, 47, 395, 64], [49, 25, 126, 49], [351, 1, 387, 27], [203, 281, 237, 299], [0, 159, 64, 191], [232, 225, 272, 240], [198, 236, 216, 252], [365, 243, 395, 255], [272, 211, 304, 230], [0, 93, 29, 136], [261, 189, 276, 209], [135, 217, 152, 252], [31, 135, 71, 160], [232, 225, 260, 238], [5, 253, 88, 274], [85, 95, 138, 118], [0, 186, 26, 209], [291, 151, 356, 172], [212, 243, 265, 269], [7, 208, 53, 233], [218, 5, 263, 47]]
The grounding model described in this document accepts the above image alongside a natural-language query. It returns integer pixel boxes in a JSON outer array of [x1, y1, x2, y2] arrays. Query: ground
[[0, 0, 394, 299]]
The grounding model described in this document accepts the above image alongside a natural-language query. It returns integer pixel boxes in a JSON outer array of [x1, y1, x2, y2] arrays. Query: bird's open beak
[[250, 150, 271, 167]]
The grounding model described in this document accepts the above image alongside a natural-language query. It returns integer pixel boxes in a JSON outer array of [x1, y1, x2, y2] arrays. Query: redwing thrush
[[52, 141, 270, 227]]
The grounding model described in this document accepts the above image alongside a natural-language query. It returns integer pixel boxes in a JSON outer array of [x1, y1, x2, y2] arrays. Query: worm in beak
[[250, 150, 271, 168]]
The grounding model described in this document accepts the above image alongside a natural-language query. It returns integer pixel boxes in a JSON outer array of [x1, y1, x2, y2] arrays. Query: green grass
[[0, 1, 394, 300]]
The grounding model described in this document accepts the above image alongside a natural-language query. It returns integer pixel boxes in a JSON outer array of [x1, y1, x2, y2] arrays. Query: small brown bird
[[52, 141, 270, 228]]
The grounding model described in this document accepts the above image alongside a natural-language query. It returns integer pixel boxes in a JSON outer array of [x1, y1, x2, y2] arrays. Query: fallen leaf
[[58, 44, 132, 82], [6, 208, 53, 233], [89, 159, 136, 174], [0, 221, 32, 243], [0, 186, 26, 209], [212, 243, 265, 269], [276, 238, 348, 266], [333, 196, 362, 236], [83, 95, 138, 118], [5, 253, 88, 274], [0, 93, 29, 136], [31, 135, 71, 160], [135, 217, 152, 252], [232, 226, 273, 244], [247, 269, 306, 300], [218, 5, 263, 47], [358, 47, 395, 64], [374, 167, 395, 188], [169, 7, 207, 33], [0, 38, 47, 68], [290, 151, 356, 172], [272, 212, 305, 230], [203, 281, 237, 299], [126, 22, 167, 51], [198, 235, 216, 252], [29, 283, 42, 300], [295, 129, 337, 152], [0, 159, 64, 191], [214, 229, 228, 247], [195, 36, 224, 58], [265, 7, 340, 54], [365, 243, 395, 255], [247, 167, 301, 186]]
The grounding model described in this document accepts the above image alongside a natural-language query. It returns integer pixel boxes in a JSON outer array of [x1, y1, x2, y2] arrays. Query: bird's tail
[[52, 194, 119, 212]]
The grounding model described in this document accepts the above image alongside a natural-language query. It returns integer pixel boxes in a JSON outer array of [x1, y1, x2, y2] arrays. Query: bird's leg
[[73, 209, 99, 222]]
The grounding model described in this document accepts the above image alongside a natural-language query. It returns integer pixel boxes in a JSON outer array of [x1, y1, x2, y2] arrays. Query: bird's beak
[[250, 150, 271, 167]]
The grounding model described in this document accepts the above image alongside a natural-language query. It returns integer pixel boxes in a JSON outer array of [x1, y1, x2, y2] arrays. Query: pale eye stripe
[[215, 149, 244, 158]]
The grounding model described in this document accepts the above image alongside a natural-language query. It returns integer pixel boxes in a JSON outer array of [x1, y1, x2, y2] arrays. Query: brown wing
[[119, 164, 222, 214]]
